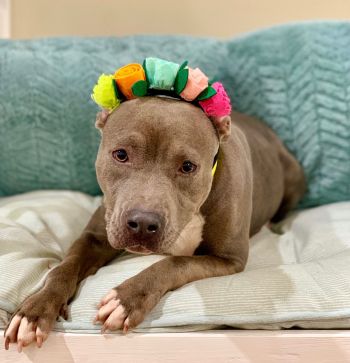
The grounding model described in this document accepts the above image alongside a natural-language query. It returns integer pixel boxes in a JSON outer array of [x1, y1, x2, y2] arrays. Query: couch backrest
[[1, 22, 350, 208]]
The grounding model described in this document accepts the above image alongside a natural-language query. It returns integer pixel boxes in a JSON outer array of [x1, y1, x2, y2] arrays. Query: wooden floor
[[1, 330, 350, 362]]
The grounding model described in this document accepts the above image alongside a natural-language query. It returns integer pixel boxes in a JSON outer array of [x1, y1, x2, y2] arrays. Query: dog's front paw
[[94, 278, 162, 333], [4, 290, 67, 351]]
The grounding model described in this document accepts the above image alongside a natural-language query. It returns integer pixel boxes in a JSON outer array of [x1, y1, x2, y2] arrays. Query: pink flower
[[199, 82, 232, 117], [180, 68, 208, 101]]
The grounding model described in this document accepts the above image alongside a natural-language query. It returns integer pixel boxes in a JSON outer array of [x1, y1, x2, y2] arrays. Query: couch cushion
[[0, 35, 224, 197], [225, 22, 350, 207], [0, 190, 349, 332]]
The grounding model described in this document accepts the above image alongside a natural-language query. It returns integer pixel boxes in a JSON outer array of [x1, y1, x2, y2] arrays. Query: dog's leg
[[4, 206, 120, 351], [271, 148, 306, 223], [95, 252, 247, 333]]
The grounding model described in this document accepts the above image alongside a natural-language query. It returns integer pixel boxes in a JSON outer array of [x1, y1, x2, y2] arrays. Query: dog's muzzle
[[122, 209, 165, 252]]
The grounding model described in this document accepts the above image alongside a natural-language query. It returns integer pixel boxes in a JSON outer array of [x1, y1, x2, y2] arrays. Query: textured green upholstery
[[1, 22, 350, 207]]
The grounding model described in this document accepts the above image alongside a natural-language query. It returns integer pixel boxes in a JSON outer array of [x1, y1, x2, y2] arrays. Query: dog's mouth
[[125, 245, 153, 255]]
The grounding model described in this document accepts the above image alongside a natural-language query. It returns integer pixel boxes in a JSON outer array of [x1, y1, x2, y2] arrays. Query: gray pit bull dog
[[4, 96, 305, 351]]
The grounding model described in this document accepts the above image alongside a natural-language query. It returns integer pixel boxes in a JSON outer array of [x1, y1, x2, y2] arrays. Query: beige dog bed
[[0, 190, 349, 333]]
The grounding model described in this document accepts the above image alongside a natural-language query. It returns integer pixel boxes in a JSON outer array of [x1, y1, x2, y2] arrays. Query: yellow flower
[[91, 74, 120, 110]]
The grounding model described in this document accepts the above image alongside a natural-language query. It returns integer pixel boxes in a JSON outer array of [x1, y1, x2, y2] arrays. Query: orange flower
[[114, 63, 146, 99]]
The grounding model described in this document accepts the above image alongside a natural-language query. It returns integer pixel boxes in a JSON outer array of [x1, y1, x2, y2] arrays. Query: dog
[[4, 96, 305, 351]]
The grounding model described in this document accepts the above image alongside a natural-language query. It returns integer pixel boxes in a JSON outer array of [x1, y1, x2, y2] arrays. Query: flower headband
[[91, 57, 232, 118]]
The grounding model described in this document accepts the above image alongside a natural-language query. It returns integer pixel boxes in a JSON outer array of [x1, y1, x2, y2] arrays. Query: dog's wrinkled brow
[[106, 132, 146, 151], [171, 146, 201, 164]]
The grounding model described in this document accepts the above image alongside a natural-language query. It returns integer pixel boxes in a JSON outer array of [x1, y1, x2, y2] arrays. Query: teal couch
[[1, 22, 350, 207]]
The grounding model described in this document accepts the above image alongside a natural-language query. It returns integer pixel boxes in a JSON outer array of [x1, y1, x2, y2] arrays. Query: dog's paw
[[94, 279, 162, 333], [94, 290, 129, 333], [4, 291, 67, 352]]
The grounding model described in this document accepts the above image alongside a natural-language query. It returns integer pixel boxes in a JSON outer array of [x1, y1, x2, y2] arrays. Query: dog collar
[[212, 152, 219, 177], [212, 160, 218, 177], [91, 57, 232, 118]]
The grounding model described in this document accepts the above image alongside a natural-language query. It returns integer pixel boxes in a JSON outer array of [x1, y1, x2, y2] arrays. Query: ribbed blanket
[[0, 191, 349, 332]]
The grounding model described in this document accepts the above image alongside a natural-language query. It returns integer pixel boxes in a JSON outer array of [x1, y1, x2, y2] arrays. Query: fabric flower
[[180, 67, 208, 101], [144, 57, 179, 91], [115, 63, 146, 99], [199, 82, 232, 117], [91, 74, 120, 110]]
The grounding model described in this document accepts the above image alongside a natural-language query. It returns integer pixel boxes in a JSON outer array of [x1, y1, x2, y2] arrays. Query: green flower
[[144, 57, 180, 91]]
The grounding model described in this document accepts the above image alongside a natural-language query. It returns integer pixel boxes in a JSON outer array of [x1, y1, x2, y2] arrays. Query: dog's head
[[95, 97, 230, 255]]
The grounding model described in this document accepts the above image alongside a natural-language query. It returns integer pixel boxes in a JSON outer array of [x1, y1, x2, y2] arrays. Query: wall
[[0, 0, 10, 38], [7, 0, 350, 39]]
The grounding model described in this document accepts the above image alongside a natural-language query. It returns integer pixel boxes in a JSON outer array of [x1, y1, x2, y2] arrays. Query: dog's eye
[[180, 161, 197, 174], [112, 149, 128, 162]]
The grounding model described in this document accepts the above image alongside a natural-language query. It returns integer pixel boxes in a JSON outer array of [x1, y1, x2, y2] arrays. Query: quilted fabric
[[1, 22, 350, 207], [225, 22, 350, 207]]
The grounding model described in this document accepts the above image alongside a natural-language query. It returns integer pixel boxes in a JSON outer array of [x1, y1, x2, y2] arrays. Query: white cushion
[[0, 190, 349, 332]]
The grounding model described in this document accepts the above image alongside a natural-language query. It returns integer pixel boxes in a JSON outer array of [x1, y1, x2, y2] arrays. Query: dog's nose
[[126, 209, 163, 238]]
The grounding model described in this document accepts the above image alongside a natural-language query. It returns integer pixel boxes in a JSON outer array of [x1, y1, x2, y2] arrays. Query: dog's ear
[[95, 109, 110, 129], [210, 115, 231, 142]]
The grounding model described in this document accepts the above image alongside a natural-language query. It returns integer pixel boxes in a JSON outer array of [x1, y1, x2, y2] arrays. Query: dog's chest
[[167, 214, 205, 256]]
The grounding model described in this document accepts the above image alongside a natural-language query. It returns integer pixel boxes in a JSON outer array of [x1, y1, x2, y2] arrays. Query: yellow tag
[[212, 160, 218, 177]]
